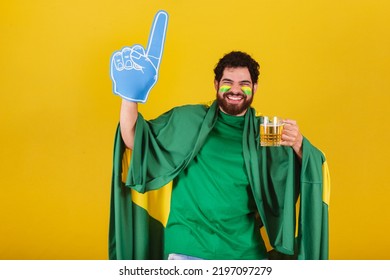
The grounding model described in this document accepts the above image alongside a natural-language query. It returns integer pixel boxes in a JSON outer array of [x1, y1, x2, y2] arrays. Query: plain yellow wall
[[1, 0, 389, 260]]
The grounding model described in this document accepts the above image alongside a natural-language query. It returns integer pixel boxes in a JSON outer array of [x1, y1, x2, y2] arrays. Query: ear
[[253, 83, 258, 94], [214, 80, 219, 91]]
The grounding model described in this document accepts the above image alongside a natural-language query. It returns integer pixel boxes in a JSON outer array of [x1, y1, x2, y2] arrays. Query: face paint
[[219, 85, 231, 93], [241, 86, 252, 95]]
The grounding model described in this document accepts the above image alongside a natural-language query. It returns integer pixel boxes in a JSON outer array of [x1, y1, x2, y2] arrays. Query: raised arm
[[110, 11, 169, 149], [120, 100, 138, 149]]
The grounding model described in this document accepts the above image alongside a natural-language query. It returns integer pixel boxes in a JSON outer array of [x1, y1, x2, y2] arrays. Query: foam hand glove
[[110, 11, 168, 103]]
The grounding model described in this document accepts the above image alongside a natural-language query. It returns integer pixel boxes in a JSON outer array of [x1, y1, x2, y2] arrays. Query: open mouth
[[225, 93, 245, 102], [217, 91, 252, 115]]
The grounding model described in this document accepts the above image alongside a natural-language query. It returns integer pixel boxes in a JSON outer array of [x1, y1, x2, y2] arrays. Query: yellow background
[[1, 0, 389, 259]]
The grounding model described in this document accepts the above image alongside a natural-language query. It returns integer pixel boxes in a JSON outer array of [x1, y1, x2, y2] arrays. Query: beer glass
[[260, 116, 284, 146]]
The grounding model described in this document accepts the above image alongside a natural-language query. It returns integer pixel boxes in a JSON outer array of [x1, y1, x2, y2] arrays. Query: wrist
[[293, 134, 303, 159]]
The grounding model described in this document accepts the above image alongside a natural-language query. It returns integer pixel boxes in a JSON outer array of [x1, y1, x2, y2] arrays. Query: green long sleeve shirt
[[165, 111, 267, 259]]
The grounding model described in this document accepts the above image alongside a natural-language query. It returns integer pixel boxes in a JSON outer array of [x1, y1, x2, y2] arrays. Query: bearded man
[[110, 49, 329, 260]]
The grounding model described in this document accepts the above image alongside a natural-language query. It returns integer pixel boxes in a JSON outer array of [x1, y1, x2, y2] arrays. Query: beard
[[216, 91, 254, 116]]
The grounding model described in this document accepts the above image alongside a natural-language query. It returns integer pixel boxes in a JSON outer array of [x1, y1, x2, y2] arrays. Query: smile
[[226, 94, 244, 101]]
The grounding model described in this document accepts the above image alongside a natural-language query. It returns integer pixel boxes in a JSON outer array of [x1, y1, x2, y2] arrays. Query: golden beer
[[260, 116, 284, 146]]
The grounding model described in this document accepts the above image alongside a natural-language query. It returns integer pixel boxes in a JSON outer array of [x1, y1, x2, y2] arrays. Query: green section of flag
[[109, 125, 165, 260]]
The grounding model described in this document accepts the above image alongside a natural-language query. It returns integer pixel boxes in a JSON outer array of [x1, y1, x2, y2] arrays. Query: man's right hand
[[110, 10, 169, 103]]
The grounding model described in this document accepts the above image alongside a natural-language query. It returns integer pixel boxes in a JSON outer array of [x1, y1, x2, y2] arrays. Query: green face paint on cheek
[[241, 86, 252, 95], [219, 85, 231, 93]]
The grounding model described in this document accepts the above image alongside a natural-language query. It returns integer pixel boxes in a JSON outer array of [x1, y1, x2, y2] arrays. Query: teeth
[[227, 95, 243, 100]]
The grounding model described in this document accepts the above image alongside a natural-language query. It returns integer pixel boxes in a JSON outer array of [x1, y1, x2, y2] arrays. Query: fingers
[[145, 10, 169, 70], [279, 119, 304, 157], [112, 51, 125, 71], [111, 45, 147, 71], [111, 11, 168, 72], [282, 120, 297, 139], [122, 47, 132, 69], [282, 119, 297, 126], [131, 45, 146, 70], [280, 119, 300, 146]]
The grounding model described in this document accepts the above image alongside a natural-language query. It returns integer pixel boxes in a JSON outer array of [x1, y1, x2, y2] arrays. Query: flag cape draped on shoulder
[[109, 101, 330, 260]]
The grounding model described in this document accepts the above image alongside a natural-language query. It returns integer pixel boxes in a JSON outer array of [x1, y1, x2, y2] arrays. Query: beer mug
[[260, 116, 284, 146]]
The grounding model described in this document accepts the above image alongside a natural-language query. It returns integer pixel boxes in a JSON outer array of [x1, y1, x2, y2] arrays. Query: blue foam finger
[[110, 10, 169, 103]]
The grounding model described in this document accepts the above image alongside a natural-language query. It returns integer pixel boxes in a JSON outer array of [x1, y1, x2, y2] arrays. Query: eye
[[220, 79, 233, 86]]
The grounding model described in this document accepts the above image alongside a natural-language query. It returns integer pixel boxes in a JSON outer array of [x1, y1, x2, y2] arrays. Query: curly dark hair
[[214, 51, 260, 84]]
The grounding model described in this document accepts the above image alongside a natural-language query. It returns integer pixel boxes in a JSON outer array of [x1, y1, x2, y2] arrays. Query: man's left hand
[[281, 119, 303, 159]]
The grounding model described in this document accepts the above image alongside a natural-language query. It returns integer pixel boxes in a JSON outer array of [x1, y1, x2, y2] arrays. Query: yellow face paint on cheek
[[241, 86, 252, 95], [219, 85, 231, 93]]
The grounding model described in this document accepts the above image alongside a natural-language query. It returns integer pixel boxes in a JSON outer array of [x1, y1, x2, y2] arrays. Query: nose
[[230, 83, 242, 94]]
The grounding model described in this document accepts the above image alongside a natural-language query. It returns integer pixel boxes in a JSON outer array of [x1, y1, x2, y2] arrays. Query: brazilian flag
[[109, 102, 330, 260], [109, 125, 170, 259]]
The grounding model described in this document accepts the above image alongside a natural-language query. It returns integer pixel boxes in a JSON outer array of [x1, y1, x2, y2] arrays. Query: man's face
[[215, 67, 257, 116]]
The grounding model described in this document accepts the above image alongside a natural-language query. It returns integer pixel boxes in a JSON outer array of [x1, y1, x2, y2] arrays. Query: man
[[120, 51, 305, 260], [109, 11, 329, 260]]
